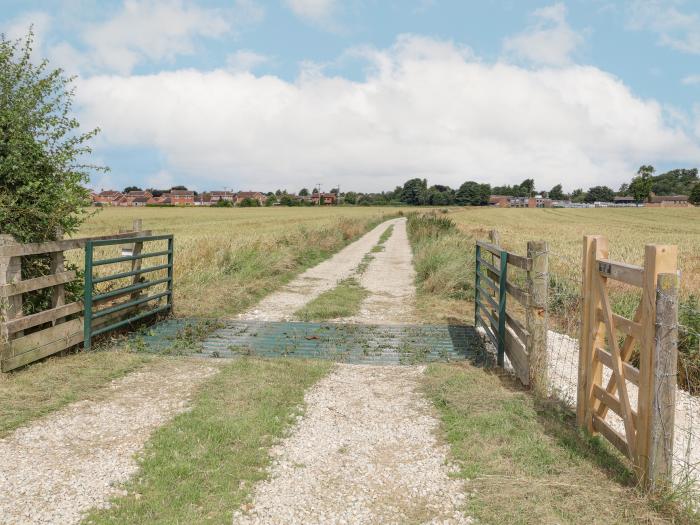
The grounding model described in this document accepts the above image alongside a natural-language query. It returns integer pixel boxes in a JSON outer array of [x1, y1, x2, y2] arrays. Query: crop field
[[75, 206, 404, 318]]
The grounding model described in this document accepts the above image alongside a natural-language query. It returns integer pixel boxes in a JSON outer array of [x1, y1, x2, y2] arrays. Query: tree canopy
[[1, 30, 103, 243]]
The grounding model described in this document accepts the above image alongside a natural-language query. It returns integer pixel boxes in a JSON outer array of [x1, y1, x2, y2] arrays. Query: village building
[[210, 191, 236, 204], [92, 190, 123, 205], [235, 191, 266, 206], [310, 192, 338, 205], [170, 189, 195, 206], [647, 194, 691, 207]]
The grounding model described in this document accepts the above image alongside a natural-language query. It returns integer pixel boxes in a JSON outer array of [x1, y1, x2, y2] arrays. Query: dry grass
[[76, 207, 404, 317], [424, 362, 694, 524]]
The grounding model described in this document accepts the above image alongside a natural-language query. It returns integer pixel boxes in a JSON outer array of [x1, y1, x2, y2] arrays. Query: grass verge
[[294, 278, 369, 321], [0, 350, 151, 437], [83, 358, 331, 525], [423, 362, 695, 524]]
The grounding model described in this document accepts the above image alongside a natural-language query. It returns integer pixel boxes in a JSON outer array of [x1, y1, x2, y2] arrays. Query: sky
[[2, 0, 700, 194]]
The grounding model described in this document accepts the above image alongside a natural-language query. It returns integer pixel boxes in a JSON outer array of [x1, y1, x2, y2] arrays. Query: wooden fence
[[0, 220, 154, 372], [577, 235, 678, 489], [474, 231, 549, 393]]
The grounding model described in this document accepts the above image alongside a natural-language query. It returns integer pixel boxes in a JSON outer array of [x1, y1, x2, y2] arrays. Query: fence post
[[578, 235, 608, 432], [130, 219, 144, 301], [474, 244, 481, 328], [527, 240, 549, 395], [83, 240, 94, 351], [51, 227, 66, 325], [0, 235, 23, 367], [645, 272, 678, 490], [637, 245, 678, 480], [497, 249, 508, 367]]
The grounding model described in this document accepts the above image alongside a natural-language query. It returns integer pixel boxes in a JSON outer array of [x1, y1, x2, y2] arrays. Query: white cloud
[[2, 11, 51, 60], [226, 50, 270, 72], [503, 3, 584, 66], [75, 35, 700, 193], [284, 0, 336, 25], [683, 74, 700, 85], [49, 0, 261, 75], [627, 0, 700, 54]]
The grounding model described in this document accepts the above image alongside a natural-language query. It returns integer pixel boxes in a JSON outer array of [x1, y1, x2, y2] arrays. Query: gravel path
[[233, 364, 472, 524], [0, 359, 217, 525], [343, 218, 416, 325], [239, 218, 402, 322], [234, 217, 472, 524]]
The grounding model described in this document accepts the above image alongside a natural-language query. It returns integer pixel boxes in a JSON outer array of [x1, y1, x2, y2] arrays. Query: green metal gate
[[474, 243, 507, 366], [84, 234, 174, 350]]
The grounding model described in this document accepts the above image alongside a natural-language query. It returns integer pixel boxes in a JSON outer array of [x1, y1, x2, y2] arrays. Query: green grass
[[0, 350, 152, 437], [294, 278, 369, 321], [423, 363, 694, 524], [83, 358, 332, 525]]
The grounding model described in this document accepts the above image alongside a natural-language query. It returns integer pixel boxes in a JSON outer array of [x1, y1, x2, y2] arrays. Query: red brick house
[[93, 190, 123, 205], [235, 191, 266, 206], [210, 191, 235, 204], [310, 192, 337, 205], [170, 189, 195, 206], [120, 190, 153, 206]]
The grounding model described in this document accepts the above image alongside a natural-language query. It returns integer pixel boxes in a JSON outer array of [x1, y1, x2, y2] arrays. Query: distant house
[[171, 189, 195, 206], [647, 195, 690, 207], [614, 196, 635, 204], [147, 193, 170, 205], [310, 192, 338, 205], [489, 195, 510, 208], [195, 193, 212, 206], [489, 195, 552, 208], [93, 190, 123, 206], [120, 190, 153, 206], [210, 191, 235, 204], [235, 191, 266, 206], [130, 196, 149, 207]]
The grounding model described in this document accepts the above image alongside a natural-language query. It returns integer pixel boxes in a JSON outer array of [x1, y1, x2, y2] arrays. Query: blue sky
[[2, 0, 700, 193]]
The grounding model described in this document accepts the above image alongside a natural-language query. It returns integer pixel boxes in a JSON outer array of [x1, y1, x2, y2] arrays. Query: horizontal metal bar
[[93, 263, 171, 284], [92, 291, 171, 320], [92, 277, 170, 302], [91, 234, 173, 247], [90, 304, 171, 338], [92, 250, 171, 266]]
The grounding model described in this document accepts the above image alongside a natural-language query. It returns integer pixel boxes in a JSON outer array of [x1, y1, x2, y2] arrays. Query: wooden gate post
[[638, 245, 678, 483], [646, 272, 679, 490], [51, 228, 66, 325], [527, 240, 549, 395], [578, 235, 608, 432], [0, 235, 23, 366], [130, 219, 144, 301]]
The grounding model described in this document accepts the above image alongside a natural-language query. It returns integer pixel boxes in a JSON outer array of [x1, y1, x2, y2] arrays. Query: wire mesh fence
[[544, 248, 700, 502]]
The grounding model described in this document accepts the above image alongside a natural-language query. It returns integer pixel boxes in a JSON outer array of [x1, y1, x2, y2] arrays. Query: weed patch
[[295, 278, 369, 321]]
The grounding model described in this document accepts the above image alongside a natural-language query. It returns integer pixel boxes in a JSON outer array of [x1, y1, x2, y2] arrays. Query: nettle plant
[[1, 29, 105, 313]]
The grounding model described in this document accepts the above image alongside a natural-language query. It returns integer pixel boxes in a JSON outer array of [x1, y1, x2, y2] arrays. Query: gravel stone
[[0, 359, 217, 525]]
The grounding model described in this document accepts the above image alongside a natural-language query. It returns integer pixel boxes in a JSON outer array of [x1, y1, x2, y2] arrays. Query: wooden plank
[[0, 271, 76, 297], [597, 274, 638, 457], [0, 230, 152, 257], [479, 257, 500, 276], [505, 324, 530, 386], [6, 301, 83, 335], [477, 285, 499, 311], [481, 273, 497, 292], [505, 312, 529, 343], [646, 272, 678, 490], [506, 252, 532, 271], [593, 414, 631, 458], [9, 318, 83, 355], [579, 235, 607, 432], [637, 245, 678, 478], [476, 240, 501, 256], [1, 235, 23, 363], [593, 384, 638, 425], [527, 240, 548, 394], [595, 309, 642, 340], [2, 330, 84, 372], [595, 347, 640, 385], [597, 259, 644, 288], [506, 279, 529, 307]]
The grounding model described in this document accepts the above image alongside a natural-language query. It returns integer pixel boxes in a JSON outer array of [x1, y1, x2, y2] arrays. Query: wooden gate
[[578, 235, 679, 488]]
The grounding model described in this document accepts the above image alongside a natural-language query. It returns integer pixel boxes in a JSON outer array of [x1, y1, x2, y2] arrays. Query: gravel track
[[234, 217, 472, 524], [0, 359, 217, 525], [239, 218, 402, 322], [233, 365, 472, 525], [342, 217, 416, 325]]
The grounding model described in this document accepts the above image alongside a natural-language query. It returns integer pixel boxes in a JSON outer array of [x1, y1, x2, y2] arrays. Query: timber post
[[51, 227, 66, 325], [527, 240, 549, 395], [646, 272, 679, 491], [130, 219, 144, 301], [0, 234, 23, 366]]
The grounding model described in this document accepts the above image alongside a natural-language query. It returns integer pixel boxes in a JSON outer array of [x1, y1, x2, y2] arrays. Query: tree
[[312, 187, 319, 194], [570, 188, 585, 202], [629, 173, 653, 203], [171, 185, 188, 191], [456, 181, 490, 206], [690, 183, 700, 205], [299, 188, 309, 196], [123, 186, 142, 193], [215, 199, 233, 207], [265, 195, 277, 206], [239, 197, 260, 207], [549, 184, 564, 200], [344, 191, 357, 205], [1, 30, 103, 244], [330, 187, 339, 194], [585, 186, 615, 203], [279, 193, 295, 206], [400, 178, 427, 205], [519, 178, 535, 197]]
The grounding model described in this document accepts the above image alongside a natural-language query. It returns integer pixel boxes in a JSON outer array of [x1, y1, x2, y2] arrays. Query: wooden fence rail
[[474, 230, 549, 393], [577, 235, 678, 489], [0, 221, 155, 372]]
